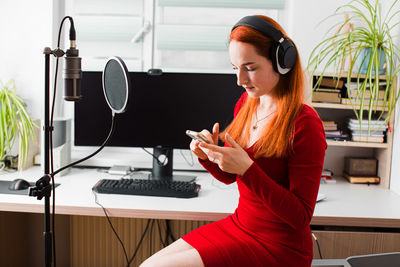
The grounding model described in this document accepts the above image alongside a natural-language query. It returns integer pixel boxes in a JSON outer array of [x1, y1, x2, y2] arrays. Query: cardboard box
[[344, 157, 377, 176]]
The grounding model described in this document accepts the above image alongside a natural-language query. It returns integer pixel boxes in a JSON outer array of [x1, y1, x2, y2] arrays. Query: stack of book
[[343, 157, 380, 184], [323, 121, 350, 141], [312, 77, 344, 104], [321, 169, 336, 184], [342, 81, 386, 107], [347, 118, 387, 143]]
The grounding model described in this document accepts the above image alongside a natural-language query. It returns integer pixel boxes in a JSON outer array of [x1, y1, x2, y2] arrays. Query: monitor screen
[[74, 71, 245, 150]]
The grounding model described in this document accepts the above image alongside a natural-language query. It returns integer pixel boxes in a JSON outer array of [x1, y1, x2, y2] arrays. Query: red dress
[[182, 93, 327, 267]]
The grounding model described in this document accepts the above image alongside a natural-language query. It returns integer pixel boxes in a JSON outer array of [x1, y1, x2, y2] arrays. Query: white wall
[[0, 0, 53, 119], [1, 0, 400, 192]]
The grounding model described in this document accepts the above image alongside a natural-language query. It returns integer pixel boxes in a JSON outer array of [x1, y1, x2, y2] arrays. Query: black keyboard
[[92, 178, 201, 198]]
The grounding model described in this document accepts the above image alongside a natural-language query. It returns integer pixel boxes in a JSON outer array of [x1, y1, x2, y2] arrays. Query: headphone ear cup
[[269, 42, 280, 73], [278, 39, 297, 70]]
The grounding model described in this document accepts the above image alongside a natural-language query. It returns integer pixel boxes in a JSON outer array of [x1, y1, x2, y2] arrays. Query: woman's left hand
[[199, 133, 253, 176]]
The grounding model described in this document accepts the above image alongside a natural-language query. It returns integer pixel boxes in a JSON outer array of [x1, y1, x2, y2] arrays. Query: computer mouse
[[9, 179, 31, 191]]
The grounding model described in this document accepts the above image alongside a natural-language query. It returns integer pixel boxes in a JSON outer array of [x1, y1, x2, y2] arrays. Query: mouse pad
[[0, 181, 59, 195]]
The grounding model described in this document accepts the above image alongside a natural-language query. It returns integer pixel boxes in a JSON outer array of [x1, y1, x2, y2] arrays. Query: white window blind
[[158, 0, 285, 9], [154, 2, 281, 72], [70, 0, 144, 71]]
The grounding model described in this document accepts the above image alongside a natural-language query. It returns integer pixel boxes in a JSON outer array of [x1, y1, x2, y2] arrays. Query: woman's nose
[[236, 69, 248, 86]]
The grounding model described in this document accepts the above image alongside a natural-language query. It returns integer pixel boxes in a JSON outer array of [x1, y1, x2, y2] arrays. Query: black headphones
[[231, 16, 297, 75]]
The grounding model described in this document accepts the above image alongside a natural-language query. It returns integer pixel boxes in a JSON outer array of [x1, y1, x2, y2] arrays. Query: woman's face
[[229, 40, 280, 98]]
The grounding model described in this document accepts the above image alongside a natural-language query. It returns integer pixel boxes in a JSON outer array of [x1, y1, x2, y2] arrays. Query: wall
[[1, 0, 400, 193], [0, 0, 53, 120]]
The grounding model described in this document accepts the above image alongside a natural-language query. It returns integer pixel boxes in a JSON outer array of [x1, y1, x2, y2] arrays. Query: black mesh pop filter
[[102, 56, 131, 114]]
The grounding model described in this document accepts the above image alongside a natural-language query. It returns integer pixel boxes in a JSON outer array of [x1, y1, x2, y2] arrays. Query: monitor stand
[[151, 146, 196, 183]]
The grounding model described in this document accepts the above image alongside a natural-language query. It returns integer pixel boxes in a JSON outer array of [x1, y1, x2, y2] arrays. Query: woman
[[141, 15, 326, 267]]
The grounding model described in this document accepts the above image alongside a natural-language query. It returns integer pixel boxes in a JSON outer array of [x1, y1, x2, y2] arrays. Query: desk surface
[[0, 166, 400, 227]]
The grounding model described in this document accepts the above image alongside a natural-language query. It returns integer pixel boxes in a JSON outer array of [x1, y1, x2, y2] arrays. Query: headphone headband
[[231, 16, 284, 43], [231, 15, 297, 75]]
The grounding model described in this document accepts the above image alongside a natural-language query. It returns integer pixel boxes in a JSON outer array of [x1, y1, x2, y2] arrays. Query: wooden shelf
[[312, 102, 388, 111], [308, 73, 396, 189], [326, 140, 389, 148]]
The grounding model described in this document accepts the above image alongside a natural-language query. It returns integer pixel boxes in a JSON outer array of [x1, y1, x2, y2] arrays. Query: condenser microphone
[[63, 19, 82, 101]]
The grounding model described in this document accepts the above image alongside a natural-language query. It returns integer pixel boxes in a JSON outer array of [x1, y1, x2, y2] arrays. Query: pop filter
[[102, 56, 131, 114]]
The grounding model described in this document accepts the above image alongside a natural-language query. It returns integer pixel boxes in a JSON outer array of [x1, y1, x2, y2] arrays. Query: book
[[348, 89, 386, 99], [320, 169, 337, 184], [352, 135, 384, 143], [324, 125, 338, 131], [348, 119, 387, 131], [341, 98, 386, 106], [346, 81, 387, 90], [343, 172, 380, 184], [312, 91, 341, 103], [351, 130, 385, 136], [315, 87, 341, 93], [344, 157, 377, 176], [318, 77, 345, 88], [323, 121, 338, 131]]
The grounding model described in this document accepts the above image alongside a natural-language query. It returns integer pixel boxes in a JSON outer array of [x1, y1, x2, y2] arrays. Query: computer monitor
[[74, 71, 244, 181]]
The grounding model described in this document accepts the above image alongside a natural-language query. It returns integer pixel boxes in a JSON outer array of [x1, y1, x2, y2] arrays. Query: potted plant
[[0, 79, 38, 170], [307, 0, 400, 132]]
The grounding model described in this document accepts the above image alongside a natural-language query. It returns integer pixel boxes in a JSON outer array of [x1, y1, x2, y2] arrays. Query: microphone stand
[[29, 46, 65, 267]]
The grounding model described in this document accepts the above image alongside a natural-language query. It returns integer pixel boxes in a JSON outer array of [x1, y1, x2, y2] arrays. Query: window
[[67, 0, 285, 73]]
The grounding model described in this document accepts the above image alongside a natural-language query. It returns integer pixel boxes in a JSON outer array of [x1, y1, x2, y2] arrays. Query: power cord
[[93, 191, 130, 264], [312, 232, 323, 259], [142, 147, 168, 166], [93, 191, 154, 267], [179, 149, 194, 167]]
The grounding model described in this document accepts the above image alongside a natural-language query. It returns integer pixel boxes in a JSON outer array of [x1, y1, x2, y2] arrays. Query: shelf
[[326, 140, 389, 148], [312, 102, 388, 111], [311, 71, 388, 80]]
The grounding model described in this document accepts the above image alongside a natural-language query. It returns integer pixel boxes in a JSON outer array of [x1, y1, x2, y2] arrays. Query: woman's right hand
[[190, 122, 219, 160]]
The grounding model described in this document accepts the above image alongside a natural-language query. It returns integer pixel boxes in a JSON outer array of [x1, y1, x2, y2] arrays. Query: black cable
[[312, 232, 323, 259], [93, 191, 130, 265], [142, 147, 168, 166], [128, 219, 152, 266], [51, 115, 116, 177], [166, 220, 176, 244], [156, 220, 167, 247], [149, 220, 155, 257]]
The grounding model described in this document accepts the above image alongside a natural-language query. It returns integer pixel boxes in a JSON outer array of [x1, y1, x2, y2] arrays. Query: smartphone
[[186, 130, 210, 144]]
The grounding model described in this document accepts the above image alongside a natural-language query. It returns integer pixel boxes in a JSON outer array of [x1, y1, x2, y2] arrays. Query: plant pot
[[358, 47, 385, 75]]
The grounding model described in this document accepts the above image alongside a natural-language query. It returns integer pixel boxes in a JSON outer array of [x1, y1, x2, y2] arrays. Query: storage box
[[344, 157, 377, 176]]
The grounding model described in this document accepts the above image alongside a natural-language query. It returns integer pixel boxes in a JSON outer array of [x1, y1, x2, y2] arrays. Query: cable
[[156, 220, 167, 247], [166, 220, 176, 244], [149, 220, 155, 257], [94, 191, 154, 267], [128, 219, 152, 266], [179, 149, 194, 167], [93, 191, 130, 265], [312, 232, 323, 259], [142, 147, 168, 166], [51, 115, 116, 177]]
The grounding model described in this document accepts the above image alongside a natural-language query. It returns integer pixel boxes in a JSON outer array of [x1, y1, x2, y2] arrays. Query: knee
[[139, 256, 157, 267]]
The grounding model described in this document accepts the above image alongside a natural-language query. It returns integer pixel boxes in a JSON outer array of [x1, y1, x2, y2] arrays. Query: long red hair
[[221, 15, 305, 158]]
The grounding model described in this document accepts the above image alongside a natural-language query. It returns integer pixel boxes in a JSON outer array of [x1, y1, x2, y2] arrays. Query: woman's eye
[[246, 68, 256, 71]]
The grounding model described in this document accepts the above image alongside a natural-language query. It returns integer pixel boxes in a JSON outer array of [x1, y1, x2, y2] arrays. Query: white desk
[[1, 166, 400, 266], [1, 166, 400, 227]]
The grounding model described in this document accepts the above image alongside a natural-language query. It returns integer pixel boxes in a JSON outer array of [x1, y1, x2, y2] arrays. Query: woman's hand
[[190, 123, 220, 160], [199, 133, 253, 176]]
